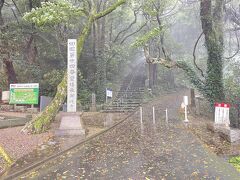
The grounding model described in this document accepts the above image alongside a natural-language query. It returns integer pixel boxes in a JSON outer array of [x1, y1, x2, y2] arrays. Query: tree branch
[[226, 5, 240, 27], [143, 45, 205, 92], [193, 31, 205, 77], [12, 0, 22, 16], [113, 9, 138, 43], [144, 45, 177, 67], [94, 0, 126, 20], [225, 29, 240, 59], [120, 22, 147, 44], [0, 0, 4, 26]]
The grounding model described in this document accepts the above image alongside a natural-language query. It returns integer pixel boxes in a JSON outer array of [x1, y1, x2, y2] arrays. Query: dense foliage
[[229, 156, 240, 172], [0, 0, 240, 131], [24, 1, 85, 27]]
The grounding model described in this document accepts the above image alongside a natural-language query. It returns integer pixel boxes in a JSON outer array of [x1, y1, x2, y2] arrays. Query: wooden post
[[190, 88, 196, 107], [106, 88, 108, 104], [90, 93, 96, 112], [165, 108, 168, 123], [152, 106, 155, 124]]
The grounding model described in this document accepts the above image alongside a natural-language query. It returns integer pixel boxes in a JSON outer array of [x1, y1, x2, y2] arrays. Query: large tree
[[22, 0, 126, 133], [0, 0, 18, 86], [142, 0, 225, 105], [200, 0, 225, 104], [0, 0, 46, 89]]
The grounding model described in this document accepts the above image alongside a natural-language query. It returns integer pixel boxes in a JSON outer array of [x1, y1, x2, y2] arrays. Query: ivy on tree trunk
[[200, 0, 225, 104], [144, 0, 225, 107]]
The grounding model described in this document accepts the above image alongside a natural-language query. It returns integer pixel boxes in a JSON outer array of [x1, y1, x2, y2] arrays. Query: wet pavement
[[8, 91, 240, 179], [2, 112, 129, 176]]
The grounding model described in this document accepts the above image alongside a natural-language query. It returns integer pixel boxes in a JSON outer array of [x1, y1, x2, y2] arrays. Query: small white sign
[[184, 96, 188, 106], [215, 103, 230, 126], [67, 39, 77, 113], [10, 83, 39, 88], [2, 91, 10, 102], [215, 103, 221, 123], [106, 89, 113, 98], [181, 102, 185, 109]]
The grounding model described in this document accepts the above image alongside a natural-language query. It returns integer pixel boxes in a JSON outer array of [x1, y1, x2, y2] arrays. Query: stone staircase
[[104, 63, 146, 113]]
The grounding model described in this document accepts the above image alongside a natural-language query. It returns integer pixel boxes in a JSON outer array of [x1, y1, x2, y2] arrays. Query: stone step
[[104, 108, 137, 112], [113, 106, 138, 109], [105, 105, 138, 109], [112, 101, 141, 104], [116, 97, 143, 100], [107, 105, 139, 108], [119, 88, 145, 91], [104, 63, 145, 113], [116, 92, 144, 94], [109, 103, 140, 105], [117, 91, 143, 94], [116, 93, 143, 96], [116, 92, 144, 95]]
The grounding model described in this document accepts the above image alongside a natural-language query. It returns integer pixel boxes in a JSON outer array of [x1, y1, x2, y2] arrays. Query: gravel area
[[0, 126, 52, 173], [0, 157, 6, 174], [2, 112, 129, 176]]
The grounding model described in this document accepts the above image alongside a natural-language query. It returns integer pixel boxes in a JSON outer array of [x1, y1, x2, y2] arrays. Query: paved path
[[18, 91, 240, 179]]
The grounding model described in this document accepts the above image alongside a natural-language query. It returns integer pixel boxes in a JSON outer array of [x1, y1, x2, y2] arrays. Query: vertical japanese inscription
[[67, 39, 77, 112]]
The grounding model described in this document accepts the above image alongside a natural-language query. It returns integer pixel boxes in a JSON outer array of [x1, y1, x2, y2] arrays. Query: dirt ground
[[0, 111, 130, 176], [187, 114, 240, 157], [0, 126, 52, 174], [142, 89, 240, 158]]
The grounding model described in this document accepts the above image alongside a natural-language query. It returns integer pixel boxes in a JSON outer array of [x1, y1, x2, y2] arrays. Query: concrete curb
[[0, 118, 31, 129]]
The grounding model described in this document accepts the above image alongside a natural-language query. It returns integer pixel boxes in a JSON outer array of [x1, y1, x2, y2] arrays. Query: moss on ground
[[0, 146, 13, 167], [229, 156, 240, 172]]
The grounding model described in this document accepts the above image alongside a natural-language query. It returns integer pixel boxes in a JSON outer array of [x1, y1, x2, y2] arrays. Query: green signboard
[[9, 83, 39, 105]]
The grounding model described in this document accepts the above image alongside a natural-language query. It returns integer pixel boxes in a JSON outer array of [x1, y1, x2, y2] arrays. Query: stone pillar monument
[[58, 39, 85, 136], [90, 93, 97, 112]]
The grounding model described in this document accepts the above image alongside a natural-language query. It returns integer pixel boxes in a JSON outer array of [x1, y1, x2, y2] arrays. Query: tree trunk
[[148, 63, 153, 88], [22, 72, 68, 133], [92, 22, 97, 59], [0, 0, 4, 26], [190, 88, 196, 107], [3, 57, 17, 85], [1, 0, 18, 87], [23, 0, 126, 133], [96, 0, 107, 100], [152, 64, 157, 86], [200, 0, 225, 104], [23, 15, 95, 133], [25, 35, 38, 64]]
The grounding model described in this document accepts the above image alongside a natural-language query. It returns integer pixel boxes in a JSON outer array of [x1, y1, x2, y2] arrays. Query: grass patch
[[229, 156, 240, 172]]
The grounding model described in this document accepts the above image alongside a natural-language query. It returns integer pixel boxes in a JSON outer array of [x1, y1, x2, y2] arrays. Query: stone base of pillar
[[90, 106, 97, 112], [56, 112, 85, 136]]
